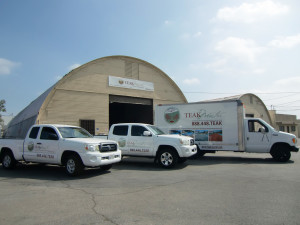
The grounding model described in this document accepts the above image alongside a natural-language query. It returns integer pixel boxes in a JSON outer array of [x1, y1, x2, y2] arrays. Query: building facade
[[269, 110, 299, 137], [4, 56, 187, 138]]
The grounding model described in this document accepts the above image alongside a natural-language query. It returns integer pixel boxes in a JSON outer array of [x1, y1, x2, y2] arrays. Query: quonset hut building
[[5, 56, 187, 138]]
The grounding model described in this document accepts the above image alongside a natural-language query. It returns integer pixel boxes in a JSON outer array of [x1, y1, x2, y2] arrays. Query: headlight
[[292, 138, 296, 144], [85, 144, 99, 152], [180, 138, 190, 146]]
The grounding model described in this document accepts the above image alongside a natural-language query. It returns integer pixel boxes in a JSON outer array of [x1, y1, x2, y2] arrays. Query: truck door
[[23, 126, 41, 162], [24, 126, 59, 163], [127, 125, 153, 156], [245, 119, 271, 153]]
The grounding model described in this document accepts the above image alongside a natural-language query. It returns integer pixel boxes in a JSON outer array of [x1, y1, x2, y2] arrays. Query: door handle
[[37, 143, 42, 145], [247, 137, 249, 141]]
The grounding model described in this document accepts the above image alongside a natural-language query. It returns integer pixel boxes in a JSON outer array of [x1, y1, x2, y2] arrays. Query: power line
[[183, 91, 300, 94]]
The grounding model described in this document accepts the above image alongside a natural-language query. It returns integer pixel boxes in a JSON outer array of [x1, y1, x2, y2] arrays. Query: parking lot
[[0, 151, 299, 225]]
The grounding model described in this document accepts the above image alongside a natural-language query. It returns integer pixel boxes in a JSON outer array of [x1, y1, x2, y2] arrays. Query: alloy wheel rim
[[161, 152, 173, 166]]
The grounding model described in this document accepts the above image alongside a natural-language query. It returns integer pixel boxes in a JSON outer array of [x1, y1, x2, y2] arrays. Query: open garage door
[[109, 95, 153, 128]]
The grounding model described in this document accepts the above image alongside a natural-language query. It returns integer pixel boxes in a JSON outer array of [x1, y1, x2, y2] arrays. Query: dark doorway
[[109, 95, 153, 128]]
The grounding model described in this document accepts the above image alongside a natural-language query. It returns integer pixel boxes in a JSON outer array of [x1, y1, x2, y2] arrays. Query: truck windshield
[[58, 127, 93, 138], [146, 125, 165, 135]]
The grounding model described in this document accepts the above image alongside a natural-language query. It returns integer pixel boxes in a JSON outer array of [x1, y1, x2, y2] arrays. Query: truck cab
[[245, 118, 298, 161]]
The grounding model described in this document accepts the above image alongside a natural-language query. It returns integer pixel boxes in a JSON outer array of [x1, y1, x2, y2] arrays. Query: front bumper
[[81, 150, 122, 167], [180, 145, 197, 157], [291, 146, 299, 152]]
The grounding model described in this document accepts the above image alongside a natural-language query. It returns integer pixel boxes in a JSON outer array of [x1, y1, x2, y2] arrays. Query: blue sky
[[1, 0, 300, 119]]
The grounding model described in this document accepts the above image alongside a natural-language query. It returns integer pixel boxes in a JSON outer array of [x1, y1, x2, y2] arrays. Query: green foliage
[[0, 99, 6, 123]]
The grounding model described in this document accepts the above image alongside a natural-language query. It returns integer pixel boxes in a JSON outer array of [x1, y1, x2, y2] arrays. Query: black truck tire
[[1, 150, 16, 169], [64, 154, 84, 176], [157, 148, 178, 168]]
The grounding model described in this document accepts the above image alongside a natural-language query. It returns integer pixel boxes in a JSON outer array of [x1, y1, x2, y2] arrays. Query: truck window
[[113, 125, 128, 136], [248, 120, 268, 133], [131, 125, 148, 136], [40, 127, 59, 140], [29, 127, 40, 139]]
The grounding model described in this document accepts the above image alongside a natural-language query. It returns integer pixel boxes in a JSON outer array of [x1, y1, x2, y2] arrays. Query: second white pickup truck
[[0, 124, 122, 176], [107, 123, 197, 168]]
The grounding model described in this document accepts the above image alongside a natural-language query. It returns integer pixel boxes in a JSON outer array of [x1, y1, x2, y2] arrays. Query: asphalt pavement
[[0, 150, 299, 225]]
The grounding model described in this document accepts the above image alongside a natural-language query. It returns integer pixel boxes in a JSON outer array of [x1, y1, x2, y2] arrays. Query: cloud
[[0, 58, 19, 75], [215, 37, 265, 63], [268, 34, 300, 48], [68, 63, 81, 71], [179, 32, 202, 40], [273, 76, 300, 88], [215, 0, 289, 23], [183, 78, 201, 85]]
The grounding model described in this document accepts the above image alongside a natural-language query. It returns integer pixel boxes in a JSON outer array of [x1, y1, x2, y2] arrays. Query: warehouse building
[[5, 56, 187, 138], [200, 94, 272, 125]]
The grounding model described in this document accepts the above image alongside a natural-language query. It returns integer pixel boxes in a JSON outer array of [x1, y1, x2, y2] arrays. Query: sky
[[1, 0, 300, 119]]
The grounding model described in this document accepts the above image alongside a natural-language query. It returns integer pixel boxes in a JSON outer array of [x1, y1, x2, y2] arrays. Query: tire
[[1, 150, 16, 169], [100, 164, 112, 171], [270, 145, 291, 162], [157, 148, 178, 168], [64, 154, 84, 176]]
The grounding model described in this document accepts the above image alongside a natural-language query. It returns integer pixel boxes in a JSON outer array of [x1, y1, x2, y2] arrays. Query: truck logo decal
[[165, 107, 180, 124], [118, 138, 126, 147], [28, 142, 34, 151]]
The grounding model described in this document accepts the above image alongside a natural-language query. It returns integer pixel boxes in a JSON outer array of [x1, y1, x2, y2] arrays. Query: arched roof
[[198, 93, 272, 124], [4, 55, 186, 138]]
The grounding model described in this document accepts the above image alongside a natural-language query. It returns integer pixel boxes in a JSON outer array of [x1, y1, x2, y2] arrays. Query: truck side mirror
[[258, 127, 266, 133], [49, 133, 59, 140], [143, 131, 152, 137]]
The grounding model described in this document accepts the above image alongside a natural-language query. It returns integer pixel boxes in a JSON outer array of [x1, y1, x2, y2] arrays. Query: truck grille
[[99, 143, 117, 152], [190, 139, 195, 146]]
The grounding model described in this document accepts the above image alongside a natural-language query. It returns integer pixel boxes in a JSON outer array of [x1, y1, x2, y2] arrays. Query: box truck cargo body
[[155, 100, 298, 162]]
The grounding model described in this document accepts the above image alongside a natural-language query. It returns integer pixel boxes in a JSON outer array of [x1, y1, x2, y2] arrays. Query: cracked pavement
[[0, 153, 300, 225]]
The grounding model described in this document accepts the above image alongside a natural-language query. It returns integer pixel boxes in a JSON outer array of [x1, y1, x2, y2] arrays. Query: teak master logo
[[164, 107, 180, 124]]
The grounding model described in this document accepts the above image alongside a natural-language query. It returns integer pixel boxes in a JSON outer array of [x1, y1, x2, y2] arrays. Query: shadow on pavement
[[0, 162, 111, 180]]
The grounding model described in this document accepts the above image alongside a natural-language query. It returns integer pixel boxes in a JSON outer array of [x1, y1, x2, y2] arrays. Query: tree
[[0, 99, 6, 123]]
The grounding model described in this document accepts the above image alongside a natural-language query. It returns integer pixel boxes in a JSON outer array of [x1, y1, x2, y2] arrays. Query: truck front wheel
[[1, 150, 16, 169], [157, 148, 178, 168], [64, 154, 84, 176], [270, 145, 291, 162]]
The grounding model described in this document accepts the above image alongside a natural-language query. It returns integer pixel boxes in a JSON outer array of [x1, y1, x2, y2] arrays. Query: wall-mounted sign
[[109, 76, 154, 92]]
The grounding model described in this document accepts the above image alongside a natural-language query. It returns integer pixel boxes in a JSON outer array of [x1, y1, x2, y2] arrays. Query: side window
[[113, 126, 128, 136], [131, 126, 148, 136], [248, 120, 268, 133], [29, 127, 40, 139], [40, 127, 59, 140]]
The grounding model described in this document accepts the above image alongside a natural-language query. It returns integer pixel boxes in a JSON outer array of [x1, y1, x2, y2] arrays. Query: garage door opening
[[109, 95, 153, 128]]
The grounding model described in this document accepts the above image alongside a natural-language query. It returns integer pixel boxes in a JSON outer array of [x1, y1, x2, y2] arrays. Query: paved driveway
[[0, 151, 299, 225]]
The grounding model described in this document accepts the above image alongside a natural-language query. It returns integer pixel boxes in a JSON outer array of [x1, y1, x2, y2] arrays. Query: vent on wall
[[125, 61, 139, 79]]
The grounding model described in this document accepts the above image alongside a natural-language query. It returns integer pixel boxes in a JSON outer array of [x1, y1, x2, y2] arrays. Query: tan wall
[[37, 56, 187, 133]]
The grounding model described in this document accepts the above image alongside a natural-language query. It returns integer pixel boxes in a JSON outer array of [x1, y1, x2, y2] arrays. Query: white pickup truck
[[0, 124, 121, 176], [107, 123, 197, 168]]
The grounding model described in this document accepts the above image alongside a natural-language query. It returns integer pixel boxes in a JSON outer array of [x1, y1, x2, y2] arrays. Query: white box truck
[[155, 100, 298, 162]]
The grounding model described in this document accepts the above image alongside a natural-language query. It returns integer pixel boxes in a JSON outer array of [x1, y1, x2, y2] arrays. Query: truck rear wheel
[[1, 150, 16, 169], [270, 145, 291, 162], [157, 148, 178, 168], [64, 154, 84, 176]]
